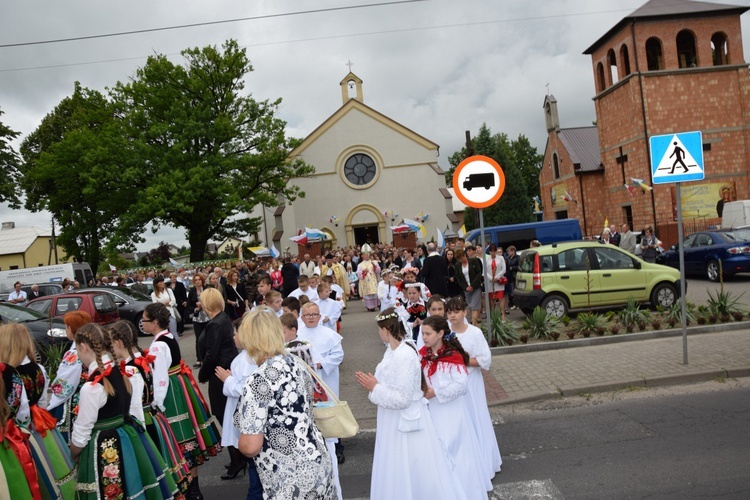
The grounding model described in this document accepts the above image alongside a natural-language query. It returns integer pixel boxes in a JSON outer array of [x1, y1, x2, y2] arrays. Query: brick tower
[[545, 0, 750, 243]]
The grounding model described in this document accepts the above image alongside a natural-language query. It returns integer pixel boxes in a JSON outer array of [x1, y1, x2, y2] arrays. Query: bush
[[522, 307, 559, 341], [619, 296, 647, 331], [489, 308, 521, 346], [576, 311, 604, 337]]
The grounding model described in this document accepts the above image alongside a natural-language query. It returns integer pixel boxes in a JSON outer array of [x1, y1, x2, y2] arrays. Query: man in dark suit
[[28, 284, 45, 300], [420, 242, 448, 297]]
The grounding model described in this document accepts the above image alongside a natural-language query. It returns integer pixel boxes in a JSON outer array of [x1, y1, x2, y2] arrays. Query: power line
[[0, 0, 428, 48]]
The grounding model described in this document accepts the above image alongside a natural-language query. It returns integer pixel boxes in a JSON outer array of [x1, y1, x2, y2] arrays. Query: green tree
[[112, 40, 314, 262], [0, 107, 21, 205], [512, 134, 543, 200], [19, 83, 129, 272], [448, 123, 534, 229]]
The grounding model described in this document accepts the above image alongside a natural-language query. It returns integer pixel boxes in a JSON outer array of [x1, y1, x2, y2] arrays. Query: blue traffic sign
[[649, 131, 704, 184]]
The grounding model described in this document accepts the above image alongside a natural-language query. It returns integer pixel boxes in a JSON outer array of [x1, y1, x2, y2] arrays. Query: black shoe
[[221, 463, 247, 480]]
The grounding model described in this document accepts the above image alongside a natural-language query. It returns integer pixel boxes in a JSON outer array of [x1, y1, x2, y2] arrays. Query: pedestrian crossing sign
[[649, 131, 704, 184]]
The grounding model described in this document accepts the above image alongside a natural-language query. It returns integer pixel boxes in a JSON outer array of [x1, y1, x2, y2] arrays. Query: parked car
[[658, 229, 750, 281], [0, 302, 69, 363], [0, 283, 65, 303], [26, 291, 120, 326], [514, 240, 682, 318], [78, 287, 152, 335]]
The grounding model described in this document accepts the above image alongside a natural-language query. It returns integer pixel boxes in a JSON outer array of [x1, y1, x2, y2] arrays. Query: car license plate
[[517, 280, 526, 290]]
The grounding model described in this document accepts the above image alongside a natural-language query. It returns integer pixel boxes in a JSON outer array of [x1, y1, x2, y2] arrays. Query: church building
[[256, 71, 456, 253], [540, 0, 750, 245]]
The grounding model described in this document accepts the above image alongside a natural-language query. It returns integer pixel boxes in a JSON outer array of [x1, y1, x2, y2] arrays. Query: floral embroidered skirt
[[144, 405, 191, 493], [164, 363, 221, 468], [75, 415, 177, 500]]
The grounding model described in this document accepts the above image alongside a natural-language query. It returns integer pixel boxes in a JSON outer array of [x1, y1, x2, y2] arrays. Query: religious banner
[[549, 185, 570, 206], [672, 181, 737, 219]]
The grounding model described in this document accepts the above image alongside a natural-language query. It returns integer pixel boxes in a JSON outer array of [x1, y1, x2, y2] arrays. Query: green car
[[513, 241, 682, 318]]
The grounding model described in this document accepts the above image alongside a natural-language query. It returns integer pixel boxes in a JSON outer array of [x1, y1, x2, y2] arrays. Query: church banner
[[672, 181, 736, 219]]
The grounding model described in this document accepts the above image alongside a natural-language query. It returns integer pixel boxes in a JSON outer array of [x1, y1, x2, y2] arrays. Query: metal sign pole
[[676, 183, 688, 364], [479, 209, 492, 342]]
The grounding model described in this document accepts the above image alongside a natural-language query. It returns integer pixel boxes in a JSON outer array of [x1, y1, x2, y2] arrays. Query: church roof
[[556, 126, 603, 173], [0, 226, 51, 255], [289, 97, 438, 159], [584, 0, 748, 54]]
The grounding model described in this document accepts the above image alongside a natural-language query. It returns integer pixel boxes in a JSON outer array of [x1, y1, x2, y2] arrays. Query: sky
[[1, 0, 749, 252]]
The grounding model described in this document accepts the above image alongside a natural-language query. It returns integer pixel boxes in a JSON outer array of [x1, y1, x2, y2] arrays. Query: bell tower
[[340, 71, 363, 104], [543, 94, 560, 133]]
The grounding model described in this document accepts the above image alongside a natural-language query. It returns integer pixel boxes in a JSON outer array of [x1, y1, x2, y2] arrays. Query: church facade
[[540, 0, 750, 245], [255, 72, 456, 253]]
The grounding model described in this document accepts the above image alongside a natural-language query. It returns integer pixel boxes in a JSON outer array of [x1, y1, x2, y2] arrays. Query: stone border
[[490, 321, 750, 356]]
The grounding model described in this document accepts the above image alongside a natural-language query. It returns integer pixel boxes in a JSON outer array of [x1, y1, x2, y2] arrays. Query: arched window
[[596, 62, 606, 92], [646, 37, 663, 70], [620, 44, 631, 76], [677, 30, 697, 68], [607, 49, 618, 84], [711, 32, 728, 65], [553, 153, 560, 179]]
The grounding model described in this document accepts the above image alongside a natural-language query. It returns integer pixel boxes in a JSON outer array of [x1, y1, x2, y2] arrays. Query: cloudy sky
[[2, 0, 749, 251]]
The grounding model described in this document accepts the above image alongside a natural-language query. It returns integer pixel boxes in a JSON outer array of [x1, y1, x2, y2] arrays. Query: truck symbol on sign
[[463, 173, 495, 191]]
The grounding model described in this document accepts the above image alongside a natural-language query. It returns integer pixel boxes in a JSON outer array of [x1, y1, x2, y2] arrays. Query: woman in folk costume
[[419, 315, 492, 499], [144, 303, 221, 500], [0, 362, 40, 500], [47, 311, 92, 444], [485, 244, 507, 322], [445, 297, 502, 481], [0, 323, 76, 499], [108, 320, 190, 496], [355, 309, 469, 500], [70, 323, 177, 500], [357, 252, 381, 311]]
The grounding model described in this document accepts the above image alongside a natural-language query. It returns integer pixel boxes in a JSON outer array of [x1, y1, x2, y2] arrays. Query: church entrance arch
[[345, 204, 386, 247]]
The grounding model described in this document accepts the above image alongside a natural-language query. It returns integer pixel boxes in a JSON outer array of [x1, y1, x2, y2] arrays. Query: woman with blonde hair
[[0, 323, 77, 498], [236, 308, 337, 499]]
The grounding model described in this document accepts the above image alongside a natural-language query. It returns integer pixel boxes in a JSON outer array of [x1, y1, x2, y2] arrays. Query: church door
[[353, 225, 380, 246]]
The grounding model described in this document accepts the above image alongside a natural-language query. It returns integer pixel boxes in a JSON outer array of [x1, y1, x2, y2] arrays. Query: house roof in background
[[0, 226, 51, 255], [557, 126, 604, 173]]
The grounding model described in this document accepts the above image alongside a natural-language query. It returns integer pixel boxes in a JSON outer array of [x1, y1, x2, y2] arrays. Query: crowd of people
[[598, 223, 663, 263]]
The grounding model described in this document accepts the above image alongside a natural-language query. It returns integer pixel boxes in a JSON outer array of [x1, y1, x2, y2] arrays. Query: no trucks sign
[[453, 155, 506, 209]]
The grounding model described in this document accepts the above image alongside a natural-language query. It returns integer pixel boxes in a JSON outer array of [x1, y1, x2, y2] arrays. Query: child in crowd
[[264, 290, 284, 317], [71, 323, 177, 499], [144, 303, 221, 500], [48, 310, 92, 444], [288, 275, 319, 302], [416, 295, 446, 350], [377, 269, 398, 312], [215, 318, 260, 487], [356, 308, 468, 500], [0, 323, 76, 499], [401, 267, 431, 301], [398, 283, 427, 342], [419, 315, 491, 499], [316, 282, 343, 331], [321, 275, 345, 307], [253, 275, 273, 308], [445, 296, 502, 481], [109, 320, 189, 494]]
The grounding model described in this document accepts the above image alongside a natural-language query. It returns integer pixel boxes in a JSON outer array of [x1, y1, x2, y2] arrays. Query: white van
[[721, 200, 750, 229], [0, 263, 94, 293]]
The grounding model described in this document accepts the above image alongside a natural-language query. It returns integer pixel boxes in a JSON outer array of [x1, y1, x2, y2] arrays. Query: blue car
[[659, 229, 750, 281]]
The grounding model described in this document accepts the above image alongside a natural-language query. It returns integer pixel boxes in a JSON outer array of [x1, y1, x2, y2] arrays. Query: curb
[[489, 367, 750, 406], [489, 321, 750, 355]]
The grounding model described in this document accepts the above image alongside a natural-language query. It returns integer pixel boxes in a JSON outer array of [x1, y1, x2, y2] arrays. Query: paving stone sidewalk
[[487, 327, 750, 404]]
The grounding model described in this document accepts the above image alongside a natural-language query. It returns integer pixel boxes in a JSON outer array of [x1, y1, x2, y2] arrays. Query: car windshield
[[0, 303, 46, 322], [723, 229, 750, 242]]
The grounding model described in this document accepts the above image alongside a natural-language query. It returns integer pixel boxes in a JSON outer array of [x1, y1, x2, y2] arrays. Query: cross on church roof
[[346, 60, 354, 72]]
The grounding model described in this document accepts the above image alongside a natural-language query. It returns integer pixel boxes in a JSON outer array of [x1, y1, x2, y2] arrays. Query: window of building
[[607, 49, 618, 84], [620, 44, 631, 76], [596, 62, 606, 92], [343, 153, 378, 186], [622, 206, 633, 231], [646, 37, 664, 70], [553, 153, 560, 179], [711, 32, 728, 65], [677, 30, 697, 68], [555, 210, 568, 220]]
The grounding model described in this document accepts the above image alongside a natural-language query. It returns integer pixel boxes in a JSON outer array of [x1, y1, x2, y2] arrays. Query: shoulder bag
[[300, 361, 359, 439]]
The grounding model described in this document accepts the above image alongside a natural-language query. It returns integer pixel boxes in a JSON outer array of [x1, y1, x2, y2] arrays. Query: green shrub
[[489, 308, 521, 346], [522, 306, 559, 341], [576, 311, 604, 336]]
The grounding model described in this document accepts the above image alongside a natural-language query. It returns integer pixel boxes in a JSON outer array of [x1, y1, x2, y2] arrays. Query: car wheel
[[650, 282, 677, 309], [541, 294, 568, 319], [706, 260, 720, 282], [136, 312, 148, 336]]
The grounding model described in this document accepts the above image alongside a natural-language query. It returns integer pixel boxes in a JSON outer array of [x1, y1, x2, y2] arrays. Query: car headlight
[[47, 328, 67, 338]]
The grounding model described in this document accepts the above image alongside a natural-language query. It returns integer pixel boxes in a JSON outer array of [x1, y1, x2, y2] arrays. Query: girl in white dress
[[356, 308, 467, 500], [420, 314, 492, 498], [446, 296, 502, 480]]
